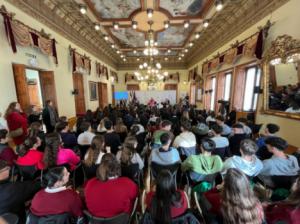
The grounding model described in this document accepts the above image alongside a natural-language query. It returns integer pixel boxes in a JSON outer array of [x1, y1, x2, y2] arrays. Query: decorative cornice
[[5, 0, 118, 68], [186, 0, 290, 67]]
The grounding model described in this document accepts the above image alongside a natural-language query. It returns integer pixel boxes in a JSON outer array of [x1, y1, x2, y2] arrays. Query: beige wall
[[0, 2, 115, 118], [188, 0, 300, 146]]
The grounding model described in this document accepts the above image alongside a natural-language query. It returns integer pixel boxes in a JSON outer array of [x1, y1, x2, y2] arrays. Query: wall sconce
[[71, 89, 79, 95]]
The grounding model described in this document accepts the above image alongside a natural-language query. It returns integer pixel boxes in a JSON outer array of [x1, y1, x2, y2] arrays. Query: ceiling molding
[[186, 0, 290, 67], [5, 0, 118, 68]]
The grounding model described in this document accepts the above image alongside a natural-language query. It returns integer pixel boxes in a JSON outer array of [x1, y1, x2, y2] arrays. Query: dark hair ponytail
[[17, 135, 38, 157], [45, 166, 64, 187], [44, 133, 61, 168]]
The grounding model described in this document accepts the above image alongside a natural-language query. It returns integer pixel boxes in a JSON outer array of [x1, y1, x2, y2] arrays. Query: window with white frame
[[210, 77, 216, 111], [223, 72, 232, 101], [243, 66, 261, 111]]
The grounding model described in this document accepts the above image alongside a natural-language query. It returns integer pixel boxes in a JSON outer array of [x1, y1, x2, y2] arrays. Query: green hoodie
[[181, 154, 223, 174]]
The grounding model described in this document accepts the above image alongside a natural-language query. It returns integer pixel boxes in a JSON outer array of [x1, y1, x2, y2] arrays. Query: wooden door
[[39, 71, 58, 110], [98, 82, 108, 109], [72, 73, 86, 115], [111, 85, 115, 105], [12, 64, 30, 111]]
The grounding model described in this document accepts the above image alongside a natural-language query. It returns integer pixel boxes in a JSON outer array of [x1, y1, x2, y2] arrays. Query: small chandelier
[[143, 21, 159, 56]]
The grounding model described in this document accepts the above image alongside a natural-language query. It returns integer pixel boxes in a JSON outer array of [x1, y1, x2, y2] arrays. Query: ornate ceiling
[[5, 0, 290, 70]]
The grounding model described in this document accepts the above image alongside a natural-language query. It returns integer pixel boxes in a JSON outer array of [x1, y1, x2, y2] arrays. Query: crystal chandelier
[[143, 21, 159, 56], [135, 60, 168, 83]]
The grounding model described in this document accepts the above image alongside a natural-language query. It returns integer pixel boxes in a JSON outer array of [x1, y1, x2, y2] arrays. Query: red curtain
[[215, 72, 225, 112], [232, 66, 246, 111]]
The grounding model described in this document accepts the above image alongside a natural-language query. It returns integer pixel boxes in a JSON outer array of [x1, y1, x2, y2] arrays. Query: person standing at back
[[42, 100, 58, 133]]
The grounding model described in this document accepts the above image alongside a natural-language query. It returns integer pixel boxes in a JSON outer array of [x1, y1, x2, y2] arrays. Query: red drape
[[232, 66, 246, 111], [215, 72, 226, 112]]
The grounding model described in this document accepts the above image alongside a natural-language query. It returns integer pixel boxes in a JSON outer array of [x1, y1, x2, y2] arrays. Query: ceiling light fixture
[[79, 5, 87, 14], [165, 57, 168, 61], [147, 9, 153, 18], [164, 21, 170, 29], [203, 19, 209, 28], [104, 35, 109, 41], [189, 42, 194, 47], [116, 50, 120, 54], [178, 57, 182, 60], [167, 49, 171, 53], [143, 21, 159, 56], [120, 55, 124, 58], [123, 58, 127, 62], [195, 32, 201, 39], [181, 53, 185, 57], [94, 23, 100, 31], [113, 22, 119, 30], [184, 49, 188, 53], [132, 21, 138, 29], [137, 58, 140, 61], [215, 0, 223, 11], [111, 44, 115, 48], [133, 50, 137, 54], [183, 21, 190, 29]]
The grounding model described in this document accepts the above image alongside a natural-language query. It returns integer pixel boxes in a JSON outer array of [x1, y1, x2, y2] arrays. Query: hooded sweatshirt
[[181, 154, 223, 174], [173, 132, 196, 148], [223, 155, 263, 176], [259, 155, 299, 176], [150, 147, 181, 165]]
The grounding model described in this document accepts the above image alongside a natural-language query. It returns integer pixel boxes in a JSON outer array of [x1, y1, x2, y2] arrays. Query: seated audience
[[259, 137, 299, 186], [104, 120, 121, 155], [181, 138, 223, 182], [77, 122, 95, 145], [150, 133, 181, 165], [256, 123, 280, 160], [85, 153, 138, 217], [116, 136, 144, 170], [29, 122, 46, 152], [238, 118, 252, 137], [210, 124, 229, 149], [152, 120, 172, 148], [30, 167, 83, 219], [0, 160, 40, 218], [191, 115, 209, 136], [16, 131, 44, 170], [114, 117, 128, 143], [144, 170, 188, 223], [84, 135, 106, 166], [27, 105, 41, 125], [229, 123, 248, 156], [222, 139, 263, 177], [173, 119, 197, 156], [97, 117, 108, 134], [215, 116, 231, 136], [202, 168, 264, 223], [206, 111, 216, 126], [56, 121, 77, 149], [264, 176, 300, 223], [44, 133, 80, 170], [0, 129, 17, 166]]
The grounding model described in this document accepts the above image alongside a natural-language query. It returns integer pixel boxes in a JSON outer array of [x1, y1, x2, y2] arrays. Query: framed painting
[[89, 81, 98, 101]]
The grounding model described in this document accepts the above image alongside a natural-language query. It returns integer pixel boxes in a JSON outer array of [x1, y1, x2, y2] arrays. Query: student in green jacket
[[181, 138, 223, 182]]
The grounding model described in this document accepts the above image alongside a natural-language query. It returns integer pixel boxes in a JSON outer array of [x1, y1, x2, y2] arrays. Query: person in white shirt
[[84, 135, 106, 165], [215, 115, 231, 136], [173, 119, 196, 156], [77, 122, 95, 145], [238, 118, 252, 136]]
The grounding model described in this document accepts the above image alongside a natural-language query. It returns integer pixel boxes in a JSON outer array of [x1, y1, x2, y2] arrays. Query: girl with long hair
[[221, 168, 263, 224], [265, 176, 300, 223], [84, 135, 106, 167], [114, 117, 128, 142], [43, 133, 80, 170], [145, 170, 188, 224], [16, 129, 44, 170], [116, 136, 144, 170], [84, 153, 138, 218], [30, 166, 83, 218], [5, 102, 28, 145]]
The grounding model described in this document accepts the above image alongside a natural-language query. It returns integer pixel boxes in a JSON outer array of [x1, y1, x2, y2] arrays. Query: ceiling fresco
[[159, 0, 208, 17], [110, 28, 146, 48], [157, 25, 195, 47], [89, 0, 141, 19]]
